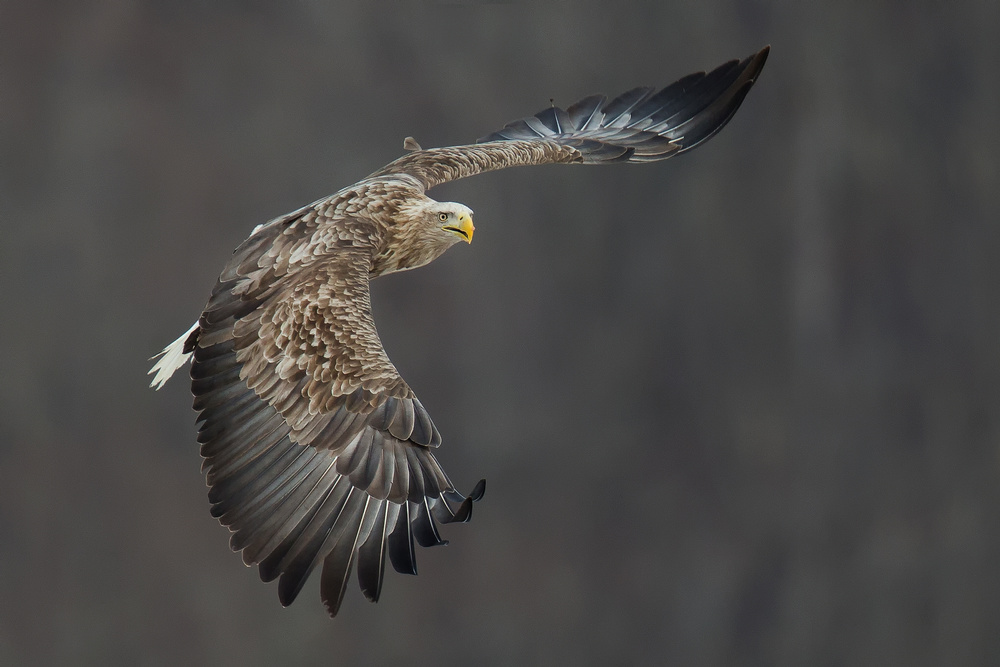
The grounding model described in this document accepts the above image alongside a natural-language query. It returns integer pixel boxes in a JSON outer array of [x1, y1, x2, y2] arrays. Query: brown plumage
[[149, 47, 769, 617]]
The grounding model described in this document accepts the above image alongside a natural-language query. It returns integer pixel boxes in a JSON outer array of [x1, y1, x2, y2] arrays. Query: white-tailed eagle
[[150, 47, 769, 617]]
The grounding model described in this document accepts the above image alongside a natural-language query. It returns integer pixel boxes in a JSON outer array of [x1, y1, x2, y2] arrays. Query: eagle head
[[433, 202, 475, 244], [378, 200, 476, 275]]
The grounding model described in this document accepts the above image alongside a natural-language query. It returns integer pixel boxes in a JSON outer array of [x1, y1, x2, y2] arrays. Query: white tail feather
[[148, 321, 199, 390]]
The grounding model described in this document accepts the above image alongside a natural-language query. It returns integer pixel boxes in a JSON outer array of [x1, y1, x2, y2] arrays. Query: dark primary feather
[[193, 345, 485, 611], [478, 46, 768, 162], [357, 500, 393, 602]]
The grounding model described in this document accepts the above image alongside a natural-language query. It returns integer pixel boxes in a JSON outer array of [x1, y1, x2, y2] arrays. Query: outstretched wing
[[370, 46, 768, 191], [191, 202, 483, 616]]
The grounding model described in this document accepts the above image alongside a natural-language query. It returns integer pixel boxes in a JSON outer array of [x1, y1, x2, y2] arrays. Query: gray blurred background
[[2, 1, 998, 664]]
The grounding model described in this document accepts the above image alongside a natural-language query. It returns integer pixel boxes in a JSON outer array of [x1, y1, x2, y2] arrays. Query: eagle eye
[[439, 212, 449, 222]]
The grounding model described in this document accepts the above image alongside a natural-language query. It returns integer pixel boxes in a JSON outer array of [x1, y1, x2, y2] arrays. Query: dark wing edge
[[190, 210, 485, 617], [481, 46, 769, 162], [370, 46, 768, 190]]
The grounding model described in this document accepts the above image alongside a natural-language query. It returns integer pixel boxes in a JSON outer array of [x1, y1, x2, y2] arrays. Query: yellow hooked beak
[[445, 214, 475, 243]]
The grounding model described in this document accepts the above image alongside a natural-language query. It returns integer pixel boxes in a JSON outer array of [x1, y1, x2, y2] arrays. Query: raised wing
[[191, 203, 483, 616], [370, 46, 768, 190]]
